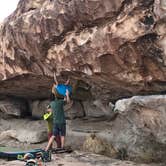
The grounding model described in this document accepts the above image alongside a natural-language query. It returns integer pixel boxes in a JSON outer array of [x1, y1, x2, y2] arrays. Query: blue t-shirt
[[56, 84, 72, 96]]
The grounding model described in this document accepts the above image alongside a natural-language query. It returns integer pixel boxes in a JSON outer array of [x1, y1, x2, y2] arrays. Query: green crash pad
[[0, 146, 43, 160]]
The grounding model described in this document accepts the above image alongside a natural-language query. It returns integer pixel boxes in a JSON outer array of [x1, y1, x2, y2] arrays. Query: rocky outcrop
[[0, 0, 165, 101], [114, 95, 166, 113], [83, 99, 114, 117], [31, 98, 114, 120], [0, 95, 166, 162], [66, 95, 166, 162], [0, 0, 166, 164], [0, 98, 28, 118], [0, 119, 47, 143], [30, 99, 49, 118], [106, 95, 166, 162], [65, 101, 85, 119], [83, 134, 118, 158]]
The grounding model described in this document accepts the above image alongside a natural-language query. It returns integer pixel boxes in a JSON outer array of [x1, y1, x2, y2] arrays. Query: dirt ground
[[0, 151, 165, 166]]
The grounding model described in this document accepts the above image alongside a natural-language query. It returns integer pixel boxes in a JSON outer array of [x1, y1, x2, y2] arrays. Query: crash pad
[[0, 146, 43, 160], [52, 147, 73, 154]]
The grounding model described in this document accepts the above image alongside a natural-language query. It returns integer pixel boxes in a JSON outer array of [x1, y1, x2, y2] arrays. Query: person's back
[[50, 98, 66, 124], [45, 90, 70, 151]]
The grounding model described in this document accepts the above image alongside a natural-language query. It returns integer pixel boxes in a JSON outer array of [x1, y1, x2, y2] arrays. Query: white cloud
[[0, 0, 20, 22]]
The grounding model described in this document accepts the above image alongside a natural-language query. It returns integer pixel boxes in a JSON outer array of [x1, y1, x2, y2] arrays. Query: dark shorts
[[53, 123, 66, 136]]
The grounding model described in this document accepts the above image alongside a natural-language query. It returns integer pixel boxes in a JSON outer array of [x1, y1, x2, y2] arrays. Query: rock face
[[0, 0, 166, 164], [0, 119, 47, 144], [65, 101, 85, 119], [66, 95, 166, 162], [0, 0, 165, 101], [30, 99, 50, 118], [83, 99, 114, 117], [108, 95, 166, 162], [0, 98, 28, 118], [0, 95, 166, 163]]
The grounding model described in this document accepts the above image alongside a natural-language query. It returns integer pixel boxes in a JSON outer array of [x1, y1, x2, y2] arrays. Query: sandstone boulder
[[0, 119, 47, 144], [83, 134, 118, 158], [83, 134, 106, 154], [106, 95, 166, 162], [0, 0, 165, 101]]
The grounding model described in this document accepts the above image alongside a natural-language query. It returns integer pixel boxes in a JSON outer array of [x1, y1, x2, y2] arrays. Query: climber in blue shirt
[[51, 73, 72, 98]]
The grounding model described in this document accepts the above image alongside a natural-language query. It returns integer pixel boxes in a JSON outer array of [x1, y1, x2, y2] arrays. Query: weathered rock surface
[[0, 98, 28, 118], [106, 95, 166, 162], [114, 95, 166, 113], [0, 119, 47, 143], [0, 95, 166, 162], [83, 134, 118, 158], [0, 0, 166, 165], [65, 100, 85, 119], [30, 99, 85, 119], [83, 99, 114, 117], [0, 0, 165, 101], [30, 99, 49, 118], [66, 95, 166, 162]]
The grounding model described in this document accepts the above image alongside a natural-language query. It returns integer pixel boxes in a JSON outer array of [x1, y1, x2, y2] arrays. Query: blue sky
[[0, 0, 19, 22]]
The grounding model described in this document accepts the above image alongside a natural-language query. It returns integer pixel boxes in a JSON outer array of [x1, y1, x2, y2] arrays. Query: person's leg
[[48, 132, 52, 140], [52, 123, 61, 148], [56, 135, 61, 148], [60, 123, 66, 148], [48, 132, 53, 149], [45, 135, 55, 151], [61, 136, 65, 148], [45, 123, 59, 151]]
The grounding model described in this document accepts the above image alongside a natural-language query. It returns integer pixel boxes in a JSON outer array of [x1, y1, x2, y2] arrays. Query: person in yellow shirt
[[44, 94, 61, 148]]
